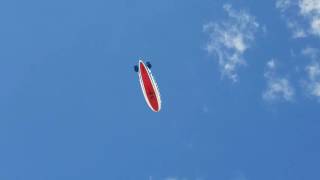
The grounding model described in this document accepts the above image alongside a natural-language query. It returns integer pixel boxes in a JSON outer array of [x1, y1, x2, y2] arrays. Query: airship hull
[[138, 60, 161, 112]]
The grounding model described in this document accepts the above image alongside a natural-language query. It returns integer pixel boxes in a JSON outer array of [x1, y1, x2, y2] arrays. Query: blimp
[[134, 60, 161, 112]]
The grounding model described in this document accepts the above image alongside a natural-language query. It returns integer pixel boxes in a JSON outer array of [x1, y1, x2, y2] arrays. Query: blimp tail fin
[[146, 61, 152, 69], [134, 65, 139, 72]]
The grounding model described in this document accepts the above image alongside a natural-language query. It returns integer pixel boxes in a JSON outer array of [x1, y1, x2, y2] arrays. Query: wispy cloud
[[276, 0, 320, 38], [203, 4, 260, 82], [302, 46, 319, 58], [301, 47, 320, 99], [276, 0, 293, 11], [305, 62, 320, 97], [263, 59, 295, 102]]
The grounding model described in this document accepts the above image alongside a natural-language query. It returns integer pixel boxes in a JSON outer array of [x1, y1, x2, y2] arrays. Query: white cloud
[[299, 0, 320, 15], [287, 20, 307, 38], [306, 62, 320, 96], [263, 60, 295, 102], [276, 0, 320, 38], [311, 17, 320, 35], [302, 47, 319, 58], [301, 47, 320, 99], [263, 78, 294, 101], [300, 0, 320, 36], [276, 0, 292, 10], [204, 4, 259, 82], [267, 59, 276, 69]]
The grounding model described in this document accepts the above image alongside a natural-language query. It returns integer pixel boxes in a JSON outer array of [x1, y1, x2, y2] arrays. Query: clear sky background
[[0, 0, 319, 180]]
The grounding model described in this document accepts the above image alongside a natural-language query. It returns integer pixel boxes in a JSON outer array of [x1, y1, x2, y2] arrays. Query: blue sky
[[0, 0, 320, 179]]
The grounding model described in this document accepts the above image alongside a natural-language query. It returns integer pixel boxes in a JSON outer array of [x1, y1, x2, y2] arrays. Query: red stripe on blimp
[[139, 62, 160, 112]]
